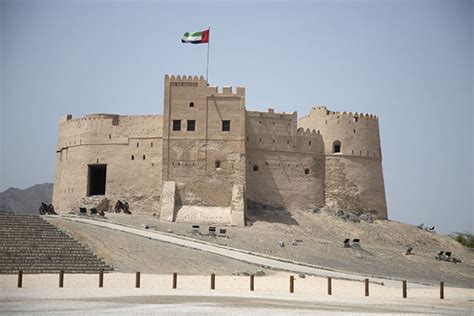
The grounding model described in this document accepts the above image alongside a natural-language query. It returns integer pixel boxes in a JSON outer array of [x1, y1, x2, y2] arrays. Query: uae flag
[[181, 29, 210, 44]]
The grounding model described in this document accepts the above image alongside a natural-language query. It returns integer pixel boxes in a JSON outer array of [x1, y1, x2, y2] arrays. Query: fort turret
[[299, 106, 387, 218]]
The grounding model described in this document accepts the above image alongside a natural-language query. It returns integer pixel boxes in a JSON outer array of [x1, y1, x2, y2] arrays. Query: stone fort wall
[[299, 106, 387, 218], [52, 114, 163, 213], [246, 109, 325, 211], [52, 75, 388, 223]]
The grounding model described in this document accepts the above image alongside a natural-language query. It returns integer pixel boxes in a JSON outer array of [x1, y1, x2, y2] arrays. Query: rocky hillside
[[0, 183, 53, 214]]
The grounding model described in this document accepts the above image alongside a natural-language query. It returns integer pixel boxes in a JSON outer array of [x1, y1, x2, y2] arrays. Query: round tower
[[299, 106, 388, 219]]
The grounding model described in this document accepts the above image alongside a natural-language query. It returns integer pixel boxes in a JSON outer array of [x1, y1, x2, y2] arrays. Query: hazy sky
[[1, 0, 472, 234]]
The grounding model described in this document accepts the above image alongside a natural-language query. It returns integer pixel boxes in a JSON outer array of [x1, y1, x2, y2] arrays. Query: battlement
[[296, 127, 321, 137], [301, 106, 379, 121], [207, 85, 245, 96], [246, 109, 296, 119], [165, 74, 245, 96], [165, 74, 206, 82]]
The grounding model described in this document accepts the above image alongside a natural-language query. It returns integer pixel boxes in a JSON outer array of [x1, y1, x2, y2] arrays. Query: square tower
[[161, 75, 246, 224]]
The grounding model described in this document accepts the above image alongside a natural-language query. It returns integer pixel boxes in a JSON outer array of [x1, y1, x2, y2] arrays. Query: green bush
[[451, 232, 474, 248]]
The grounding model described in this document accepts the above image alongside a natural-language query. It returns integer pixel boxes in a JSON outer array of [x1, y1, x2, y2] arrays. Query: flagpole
[[206, 26, 210, 84]]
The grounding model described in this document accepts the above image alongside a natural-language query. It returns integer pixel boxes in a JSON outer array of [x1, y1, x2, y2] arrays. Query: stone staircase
[[0, 214, 113, 273]]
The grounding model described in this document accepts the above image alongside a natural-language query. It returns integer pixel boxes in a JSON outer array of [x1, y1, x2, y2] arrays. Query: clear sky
[[1, 0, 472, 234]]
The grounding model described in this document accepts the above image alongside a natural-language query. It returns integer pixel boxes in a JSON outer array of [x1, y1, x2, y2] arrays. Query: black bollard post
[[172, 272, 177, 289], [17, 270, 23, 288], [365, 278, 369, 297], [440, 282, 444, 300], [328, 277, 332, 295], [59, 270, 64, 288], [250, 275, 254, 291], [289, 275, 294, 293], [402, 280, 407, 298], [99, 270, 104, 288], [211, 273, 215, 290], [135, 272, 141, 288]]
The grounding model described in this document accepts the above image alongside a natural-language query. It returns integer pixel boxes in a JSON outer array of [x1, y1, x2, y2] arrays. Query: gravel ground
[[48, 210, 474, 288], [0, 273, 472, 315], [47, 218, 267, 275]]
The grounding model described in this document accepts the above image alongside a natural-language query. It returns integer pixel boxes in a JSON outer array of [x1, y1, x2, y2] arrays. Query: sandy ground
[[0, 273, 472, 315], [63, 210, 474, 288], [45, 218, 265, 275]]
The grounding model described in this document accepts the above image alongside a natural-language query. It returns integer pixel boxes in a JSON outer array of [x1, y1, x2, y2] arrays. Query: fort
[[52, 75, 387, 225]]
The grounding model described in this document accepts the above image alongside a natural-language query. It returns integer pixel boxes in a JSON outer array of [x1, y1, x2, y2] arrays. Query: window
[[131, 155, 134, 160], [189, 102, 194, 108], [151, 142, 153, 147], [305, 168, 310, 175], [173, 120, 181, 131], [187, 120, 196, 131], [215, 160, 221, 169], [222, 120, 231, 132], [137, 142, 139, 148], [246, 137, 249, 142], [309, 140, 312, 146], [333, 141, 341, 153], [109, 134, 111, 139], [253, 165, 259, 171], [143, 155, 146, 160], [353, 117, 358, 123]]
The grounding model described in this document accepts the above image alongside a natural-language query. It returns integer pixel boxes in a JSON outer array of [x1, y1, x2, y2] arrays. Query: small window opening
[[353, 117, 358, 123], [109, 134, 111, 139], [151, 142, 153, 147], [333, 141, 341, 153], [272, 122, 275, 125], [259, 138, 262, 142], [173, 120, 181, 131], [253, 165, 259, 171], [222, 120, 231, 132], [265, 162, 268, 165], [287, 140, 290, 144], [305, 168, 310, 175], [215, 160, 221, 169], [189, 102, 194, 107], [325, 120, 327, 124], [137, 142, 139, 148], [354, 129, 356, 134], [309, 140, 312, 146], [187, 120, 196, 131], [131, 155, 135, 160], [143, 155, 146, 160], [272, 139, 275, 143], [246, 137, 249, 142]]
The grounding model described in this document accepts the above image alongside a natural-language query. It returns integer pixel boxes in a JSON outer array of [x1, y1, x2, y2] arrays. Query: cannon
[[39, 203, 57, 215], [114, 200, 131, 214]]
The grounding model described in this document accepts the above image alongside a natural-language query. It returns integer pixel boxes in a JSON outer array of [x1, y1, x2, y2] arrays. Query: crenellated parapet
[[56, 113, 162, 152], [299, 106, 382, 158]]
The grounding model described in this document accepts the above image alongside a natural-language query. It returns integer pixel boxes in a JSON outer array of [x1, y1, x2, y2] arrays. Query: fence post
[[172, 272, 177, 289], [328, 277, 332, 295], [59, 270, 64, 288], [99, 270, 104, 288], [250, 275, 254, 291], [402, 280, 407, 298], [17, 270, 23, 288], [289, 275, 294, 293], [135, 272, 141, 288], [211, 273, 215, 290], [440, 282, 444, 300], [365, 278, 369, 297]]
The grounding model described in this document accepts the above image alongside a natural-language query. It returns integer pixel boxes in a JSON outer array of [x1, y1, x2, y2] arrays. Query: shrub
[[451, 232, 474, 248]]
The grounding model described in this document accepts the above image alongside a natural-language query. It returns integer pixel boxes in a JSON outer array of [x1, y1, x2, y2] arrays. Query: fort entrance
[[87, 164, 107, 196]]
